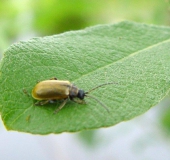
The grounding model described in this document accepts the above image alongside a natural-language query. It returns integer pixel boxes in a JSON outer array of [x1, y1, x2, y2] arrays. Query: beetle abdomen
[[32, 80, 71, 100]]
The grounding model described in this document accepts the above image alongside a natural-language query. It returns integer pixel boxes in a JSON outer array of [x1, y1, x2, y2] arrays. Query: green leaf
[[0, 21, 170, 134]]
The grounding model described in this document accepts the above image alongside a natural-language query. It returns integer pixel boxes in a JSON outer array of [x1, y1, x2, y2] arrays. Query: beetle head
[[77, 89, 85, 100]]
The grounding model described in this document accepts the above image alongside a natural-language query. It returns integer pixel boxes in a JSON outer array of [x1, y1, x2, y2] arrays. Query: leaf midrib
[[73, 38, 170, 82]]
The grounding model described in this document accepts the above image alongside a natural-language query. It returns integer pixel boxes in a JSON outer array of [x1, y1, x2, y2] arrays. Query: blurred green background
[[0, 0, 170, 55], [0, 0, 170, 159]]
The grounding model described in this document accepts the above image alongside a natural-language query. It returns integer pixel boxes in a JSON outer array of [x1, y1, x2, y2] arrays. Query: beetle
[[32, 78, 115, 113]]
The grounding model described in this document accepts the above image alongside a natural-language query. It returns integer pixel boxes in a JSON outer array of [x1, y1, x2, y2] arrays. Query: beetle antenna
[[85, 82, 117, 94], [85, 94, 110, 113]]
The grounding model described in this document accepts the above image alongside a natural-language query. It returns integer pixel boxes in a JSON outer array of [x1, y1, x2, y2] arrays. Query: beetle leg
[[49, 100, 56, 103], [50, 77, 58, 80], [35, 100, 50, 106], [23, 88, 30, 97], [72, 98, 86, 104], [54, 98, 68, 114], [35, 99, 57, 106]]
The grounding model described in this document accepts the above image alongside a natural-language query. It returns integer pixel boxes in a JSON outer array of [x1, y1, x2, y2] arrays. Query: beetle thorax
[[69, 85, 79, 99]]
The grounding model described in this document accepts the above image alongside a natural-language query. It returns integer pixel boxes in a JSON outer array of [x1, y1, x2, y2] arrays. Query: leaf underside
[[0, 21, 170, 134]]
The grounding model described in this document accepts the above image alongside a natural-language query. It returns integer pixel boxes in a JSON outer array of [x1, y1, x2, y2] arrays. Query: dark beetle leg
[[35, 100, 50, 106], [50, 77, 58, 80], [36, 77, 57, 84], [35, 99, 57, 106], [54, 98, 68, 114], [23, 88, 30, 97], [48, 100, 56, 103], [72, 98, 86, 104]]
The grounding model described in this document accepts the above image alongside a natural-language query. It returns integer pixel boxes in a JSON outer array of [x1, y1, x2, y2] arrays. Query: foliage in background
[[32, 0, 170, 35], [0, 0, 169, 54]]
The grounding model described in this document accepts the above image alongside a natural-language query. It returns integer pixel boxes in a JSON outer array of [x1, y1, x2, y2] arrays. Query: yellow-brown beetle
[[32, 78, 114, 113]]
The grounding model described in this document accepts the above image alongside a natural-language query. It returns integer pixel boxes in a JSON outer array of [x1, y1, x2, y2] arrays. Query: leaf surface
[[0, 21, 170, 134]]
